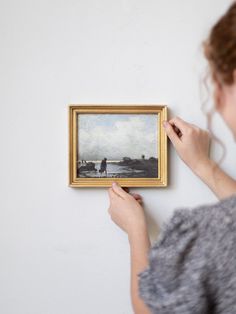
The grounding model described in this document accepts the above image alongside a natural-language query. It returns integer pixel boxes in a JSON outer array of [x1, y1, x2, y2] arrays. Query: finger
[[163, 121, 181, 147], [108, 187, 117, 200], [173, 125, 182, 137], [112, 182, 129, 199], [134, 196, 143, 203], [168, 117, 189, 134], [123, 187, 130, 193], [123, 188, 141, 200], [129, 192, 142, 200], [133, 196, 142, 202]]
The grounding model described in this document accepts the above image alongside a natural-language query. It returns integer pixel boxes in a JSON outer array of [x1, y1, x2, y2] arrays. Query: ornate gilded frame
[[69, 105, 168, 187]]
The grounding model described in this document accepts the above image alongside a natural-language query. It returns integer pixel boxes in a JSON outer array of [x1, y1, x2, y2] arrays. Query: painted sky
[[78, 114, 158, 160]]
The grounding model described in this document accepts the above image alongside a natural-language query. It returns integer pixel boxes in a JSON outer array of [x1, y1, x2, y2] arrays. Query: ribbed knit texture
[[138, 194, 236, 314]]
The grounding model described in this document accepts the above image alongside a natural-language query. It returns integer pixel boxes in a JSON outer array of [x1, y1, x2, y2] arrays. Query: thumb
[[163, 121, 180, 148], [112, 182, 129, 199]]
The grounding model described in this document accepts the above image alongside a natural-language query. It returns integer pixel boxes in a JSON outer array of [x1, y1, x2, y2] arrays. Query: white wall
[[0, 1, 235, 313]]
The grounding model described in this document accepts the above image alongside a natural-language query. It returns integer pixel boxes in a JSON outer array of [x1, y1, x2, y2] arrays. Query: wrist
[[128, 225, 149, 245], [194, 158, 217, 180]]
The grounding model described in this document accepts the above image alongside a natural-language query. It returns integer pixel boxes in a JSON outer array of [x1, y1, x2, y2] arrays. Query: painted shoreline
[[78, 157, 158, 178]]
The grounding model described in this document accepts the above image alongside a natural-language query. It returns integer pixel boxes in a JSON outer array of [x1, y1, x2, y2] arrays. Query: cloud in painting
[[78, 114, 158, 160]]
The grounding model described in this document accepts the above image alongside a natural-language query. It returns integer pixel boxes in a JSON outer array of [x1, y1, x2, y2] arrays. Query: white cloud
[[78, 114, 158, 160]]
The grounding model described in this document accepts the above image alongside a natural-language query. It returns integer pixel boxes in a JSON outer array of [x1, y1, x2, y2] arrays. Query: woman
[[108, 3, 236, 314]]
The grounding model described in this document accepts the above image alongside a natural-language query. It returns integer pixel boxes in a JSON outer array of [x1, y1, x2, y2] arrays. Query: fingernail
[[112, 182, 116, 187], [163, 121, 168, 128]]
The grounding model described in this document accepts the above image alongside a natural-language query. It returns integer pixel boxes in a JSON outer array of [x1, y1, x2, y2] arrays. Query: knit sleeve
[[138, 208, 209, 314]]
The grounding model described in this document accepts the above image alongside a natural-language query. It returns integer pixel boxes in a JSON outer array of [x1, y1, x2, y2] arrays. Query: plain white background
[[0, 0, 235, 313]]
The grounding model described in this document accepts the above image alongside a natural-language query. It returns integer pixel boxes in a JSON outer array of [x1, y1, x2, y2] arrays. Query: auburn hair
[[204, 2, 236, 84], [202, 2, 236, 164]]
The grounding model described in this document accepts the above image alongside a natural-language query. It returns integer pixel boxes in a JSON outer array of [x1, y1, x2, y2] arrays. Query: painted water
[[78, 161, 146, 178], [78, 159, 158, 178]]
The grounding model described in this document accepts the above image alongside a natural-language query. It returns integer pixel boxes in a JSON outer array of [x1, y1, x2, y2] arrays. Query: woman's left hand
[[108, 182, 147, 236]]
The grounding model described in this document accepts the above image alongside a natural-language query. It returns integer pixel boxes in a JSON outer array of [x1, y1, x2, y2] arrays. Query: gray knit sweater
[[138, 194, 236, 314]]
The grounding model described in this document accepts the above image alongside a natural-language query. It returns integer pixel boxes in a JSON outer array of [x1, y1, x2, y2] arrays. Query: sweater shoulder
[[191, 193, 236, 232], [149, 193, 236, 263]]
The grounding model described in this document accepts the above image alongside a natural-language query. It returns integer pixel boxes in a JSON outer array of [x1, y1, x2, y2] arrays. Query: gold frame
[[69, 105, 168, 188]]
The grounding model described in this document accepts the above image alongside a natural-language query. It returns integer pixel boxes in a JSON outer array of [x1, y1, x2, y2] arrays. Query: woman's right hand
[[163, 117, 212, 175]]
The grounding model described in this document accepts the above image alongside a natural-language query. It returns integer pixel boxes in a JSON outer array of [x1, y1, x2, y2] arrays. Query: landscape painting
[[69, 105, 168, 188], [78, 114, 158, 178]]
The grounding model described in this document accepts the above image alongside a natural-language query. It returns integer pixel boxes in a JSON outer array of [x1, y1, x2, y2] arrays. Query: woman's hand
[[163, 117, 211, 175], [108, 182, 147, 237]]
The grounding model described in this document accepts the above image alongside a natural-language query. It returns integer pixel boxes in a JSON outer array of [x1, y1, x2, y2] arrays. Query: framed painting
[[69, 105, 168, 187]]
